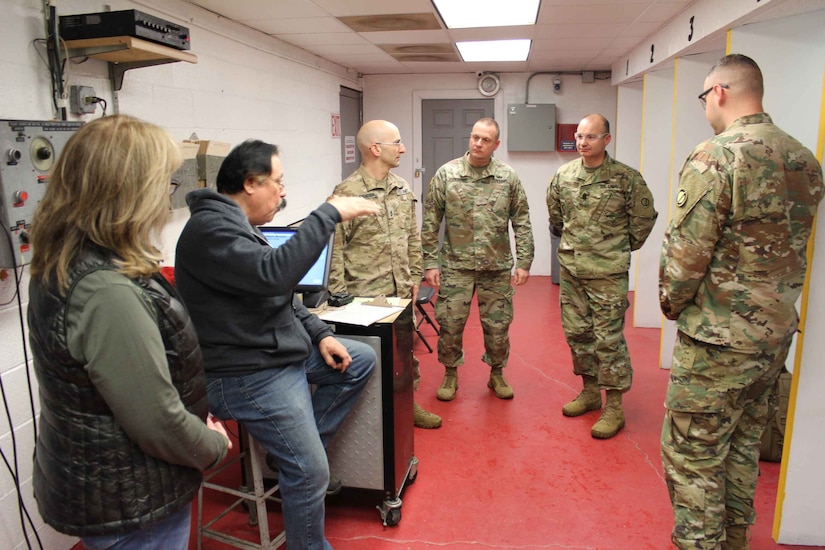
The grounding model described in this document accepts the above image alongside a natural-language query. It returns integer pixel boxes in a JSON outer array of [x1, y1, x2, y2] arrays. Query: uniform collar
[[357, 165, 401, 192], [461, 152, 496, 179], [724, 112, 773, 133]]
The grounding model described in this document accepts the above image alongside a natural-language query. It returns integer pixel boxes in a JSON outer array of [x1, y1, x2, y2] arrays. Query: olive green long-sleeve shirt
[[67, 270, 227, 471]]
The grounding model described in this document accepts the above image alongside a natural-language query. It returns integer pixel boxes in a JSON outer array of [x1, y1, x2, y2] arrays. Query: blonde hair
[[30, 115, 182, 293]]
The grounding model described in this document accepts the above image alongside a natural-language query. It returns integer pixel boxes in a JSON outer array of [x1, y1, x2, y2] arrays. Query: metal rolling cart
[[323, 300, 417, 526]]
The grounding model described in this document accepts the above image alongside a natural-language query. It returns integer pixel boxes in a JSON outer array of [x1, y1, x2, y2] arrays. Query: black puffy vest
[[28, 248, 209, 536]]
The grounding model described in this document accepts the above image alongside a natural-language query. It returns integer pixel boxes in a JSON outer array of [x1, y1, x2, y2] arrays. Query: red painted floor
[[73, 277, 821, 550]]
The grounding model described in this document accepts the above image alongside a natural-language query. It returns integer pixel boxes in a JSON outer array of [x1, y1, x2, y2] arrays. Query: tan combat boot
[[562, 374, 602, 417], [721, 525, 749, 550], [437, 367, 458, 401], [591, 389, 625, 439], [414, 402, 442, 429], [487, 367, 514, 399]]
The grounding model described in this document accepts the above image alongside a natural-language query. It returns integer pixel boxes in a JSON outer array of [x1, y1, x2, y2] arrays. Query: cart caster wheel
[[385, 507, 401, 526], [406, 456, 419, 485], [377, 497, 402, 526]]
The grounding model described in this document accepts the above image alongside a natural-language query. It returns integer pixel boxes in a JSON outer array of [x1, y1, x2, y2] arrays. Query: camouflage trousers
[[412, 355, 422, 391], [559, 266, 631, 391], [408, 305, 422, 390], [434, 267, 514, 370], [661, 332, 791, 549]]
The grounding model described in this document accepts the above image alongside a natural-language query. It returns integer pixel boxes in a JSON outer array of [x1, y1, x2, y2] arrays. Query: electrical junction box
[[507, 104, 556, 152], [70, 85, 96, 115]]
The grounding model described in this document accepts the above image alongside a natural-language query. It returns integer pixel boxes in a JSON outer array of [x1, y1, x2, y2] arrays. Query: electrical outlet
[[70, 85, 97, 115]]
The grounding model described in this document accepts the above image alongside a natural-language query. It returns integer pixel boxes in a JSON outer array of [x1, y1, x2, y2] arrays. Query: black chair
[[415, 286, 439, 353]]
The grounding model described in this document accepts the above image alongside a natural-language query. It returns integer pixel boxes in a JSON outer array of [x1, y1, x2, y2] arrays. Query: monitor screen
[[258, 226, 333, 307]]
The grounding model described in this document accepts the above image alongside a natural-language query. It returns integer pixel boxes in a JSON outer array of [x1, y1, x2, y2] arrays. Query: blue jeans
[[80, 505, 190, 550], [206, 339, 375, 550]]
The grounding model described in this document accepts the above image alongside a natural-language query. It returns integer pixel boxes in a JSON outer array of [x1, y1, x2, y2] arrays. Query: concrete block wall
[[0, 0, 360, 547]]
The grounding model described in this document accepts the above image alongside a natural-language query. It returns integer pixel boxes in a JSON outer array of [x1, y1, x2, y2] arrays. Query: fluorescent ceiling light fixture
[[433, 0, 540, 29], [456, 39, 531, 62]]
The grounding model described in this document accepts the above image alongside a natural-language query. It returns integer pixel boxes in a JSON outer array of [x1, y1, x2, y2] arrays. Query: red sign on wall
[[331, 114, 341, 138]]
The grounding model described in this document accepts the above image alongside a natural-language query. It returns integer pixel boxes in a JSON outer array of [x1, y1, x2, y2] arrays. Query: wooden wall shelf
[[64, 36, 197, 64], [64, 36, 197, 91]]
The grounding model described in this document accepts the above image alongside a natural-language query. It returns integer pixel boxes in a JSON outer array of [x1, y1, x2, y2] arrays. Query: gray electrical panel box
[[507, 103, 556, 152], [0, 119, 83, 267]]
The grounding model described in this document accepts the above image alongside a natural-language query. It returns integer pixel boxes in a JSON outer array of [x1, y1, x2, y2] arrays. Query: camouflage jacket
[[546, 154, 657, 278], [659, 113, 824, 351], [329, 165, 421, 299], [421, 153, 534, 272]]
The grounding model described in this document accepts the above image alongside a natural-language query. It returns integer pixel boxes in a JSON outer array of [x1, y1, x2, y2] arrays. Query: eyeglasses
[[373, 140, 403, 147], [265, 176, 285, 189], [574, 133, 608, 142], [698, 83, 729, 108], [169, 178, 180, 196]]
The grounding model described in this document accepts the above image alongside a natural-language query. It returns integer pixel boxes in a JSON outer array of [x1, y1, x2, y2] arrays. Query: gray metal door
[[421, 99, 494, 203], [340, 87, 362, 180]]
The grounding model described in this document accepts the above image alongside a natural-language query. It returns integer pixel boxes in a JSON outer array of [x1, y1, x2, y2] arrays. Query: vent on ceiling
[[338, 13, 442, 33], [378, 44, 454, 55], [391, 53, 460, 62]]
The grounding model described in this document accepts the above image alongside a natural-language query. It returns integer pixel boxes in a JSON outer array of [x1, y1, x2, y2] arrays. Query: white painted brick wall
[[0, 1, 359, 547]]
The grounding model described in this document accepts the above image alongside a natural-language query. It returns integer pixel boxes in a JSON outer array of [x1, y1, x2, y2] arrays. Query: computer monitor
[[258, 226, 334, 308]]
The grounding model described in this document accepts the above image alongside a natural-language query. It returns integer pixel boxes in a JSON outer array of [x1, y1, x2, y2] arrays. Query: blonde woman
[[28, 115, 230, 549]]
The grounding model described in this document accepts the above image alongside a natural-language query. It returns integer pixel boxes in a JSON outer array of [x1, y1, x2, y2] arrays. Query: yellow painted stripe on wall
[[774, 61, 825, 541], [635, 74, 648, 331]]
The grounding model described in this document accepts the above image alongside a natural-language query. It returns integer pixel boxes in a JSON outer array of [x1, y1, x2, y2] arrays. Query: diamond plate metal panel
[[326, 334, 385, 490]]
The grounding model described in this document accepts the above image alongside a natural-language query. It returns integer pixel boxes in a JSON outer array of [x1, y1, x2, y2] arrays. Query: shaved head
[[356, 119, 405, 178], [707, 54, 764, 98], [357, 120, 399, 155]]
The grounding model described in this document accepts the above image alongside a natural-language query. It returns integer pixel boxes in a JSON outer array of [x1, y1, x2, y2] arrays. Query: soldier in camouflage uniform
[[421, 118, 534, 401], [546, 113, 657, 440], [659, 54, 824, 550], [330, 120, 442, 429]]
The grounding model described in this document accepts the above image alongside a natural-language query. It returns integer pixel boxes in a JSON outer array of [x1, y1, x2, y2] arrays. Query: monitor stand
[[301, 290, 330, 309]]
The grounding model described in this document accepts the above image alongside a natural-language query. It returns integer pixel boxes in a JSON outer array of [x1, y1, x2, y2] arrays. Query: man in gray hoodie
[[175, 139, 379, 550]]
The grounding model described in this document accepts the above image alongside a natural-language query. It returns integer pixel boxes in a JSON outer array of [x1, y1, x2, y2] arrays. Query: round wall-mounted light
[[477, 73, 501, 97]]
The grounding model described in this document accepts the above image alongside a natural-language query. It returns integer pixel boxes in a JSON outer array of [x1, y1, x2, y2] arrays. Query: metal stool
[[415, 286, 439, 353], [198, 422, 285, 549]]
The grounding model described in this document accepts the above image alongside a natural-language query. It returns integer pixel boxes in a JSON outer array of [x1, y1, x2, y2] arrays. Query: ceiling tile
[[537, 4, 649, 24], [282, 33, 371, 46], [534, 22, 626, 39], [252, 17, 352, 34], [619, 20, 665, 38], [192, 0, 327, 20], [532, 37, 616, 51], [309, 43, 389, 56]]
